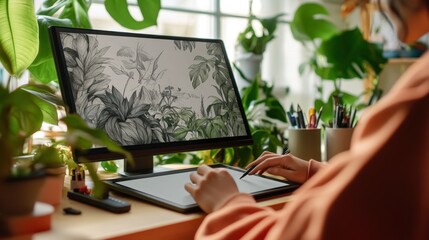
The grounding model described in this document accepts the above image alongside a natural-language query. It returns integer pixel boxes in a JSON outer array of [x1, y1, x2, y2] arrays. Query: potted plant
[[0, 0, 140, 221], [235, 0, 284, 83], [32, 144, 71, 206], [289, 2, 387, 124], [0, 2, 60, 211]]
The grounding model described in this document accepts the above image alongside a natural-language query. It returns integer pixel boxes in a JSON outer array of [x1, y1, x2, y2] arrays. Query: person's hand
[[245, 151, 309, 184], [185, 165, 239, 213]]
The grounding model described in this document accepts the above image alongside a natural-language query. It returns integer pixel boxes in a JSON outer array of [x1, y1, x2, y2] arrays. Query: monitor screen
[[50, 27, 253, 174]]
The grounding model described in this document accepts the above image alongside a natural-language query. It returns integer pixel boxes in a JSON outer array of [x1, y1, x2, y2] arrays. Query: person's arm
[[189, 52, 429, 240], [186, 159, 327, 239], [194, 193, 278, 240], [245, 151, 326, 183], [307, 159, 325, 179]]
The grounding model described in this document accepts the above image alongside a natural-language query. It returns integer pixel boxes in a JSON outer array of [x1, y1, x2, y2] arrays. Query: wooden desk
[[32, 170, 293, 240]]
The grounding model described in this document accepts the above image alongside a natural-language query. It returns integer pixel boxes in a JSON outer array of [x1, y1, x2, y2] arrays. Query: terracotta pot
[[37, 166, 67, 206], [0, 171, 45, 216]]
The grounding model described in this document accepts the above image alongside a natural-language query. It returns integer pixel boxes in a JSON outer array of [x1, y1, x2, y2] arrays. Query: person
[[184, 0, 429, 239]]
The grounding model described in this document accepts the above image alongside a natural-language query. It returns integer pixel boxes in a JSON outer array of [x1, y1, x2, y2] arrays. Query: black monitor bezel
[[49, 26, 253, 163]]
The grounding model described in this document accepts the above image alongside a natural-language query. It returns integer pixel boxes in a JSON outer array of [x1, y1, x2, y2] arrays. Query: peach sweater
[[195, 53, 429, 239]]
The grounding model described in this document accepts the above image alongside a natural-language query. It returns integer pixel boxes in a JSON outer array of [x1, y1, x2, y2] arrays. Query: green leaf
[[33, 145, 64, 168], [316, 28, 387, 80], [28, 57, 58, 84], [84, 162, 107, 199], [260, 14, 285, 35], [241, 77, 259, 111], [20, 84, 64, 106], [290, 2, 338, 43], [29, 16, 72, 83], [0, 0, 39, 76], [59, 0, 92, 28], [37, 0, 68, 16], [265, 98, 287, 123], [235, 146, 254, 168], [189, 57, 210, 89], [18, 84, 60, 125], [157, 154, 189, 165], [101, 160, 119, 173], [8, 90, 44, 137], [222, 148, 235, 165], [33, 15, 72, 64], [105, 0, 161, 30], [340, 92, 359, 106], [37, 0, 91, 28]]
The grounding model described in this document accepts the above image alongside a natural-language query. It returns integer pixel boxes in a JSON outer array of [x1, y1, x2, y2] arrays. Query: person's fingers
[[184, 182, 195, 196], [189, 171, 203, 185], [265, 167, 294, 179], [245, 151, 278, 169], [197, 164, 211, 175], [249, 156, 287, 175]]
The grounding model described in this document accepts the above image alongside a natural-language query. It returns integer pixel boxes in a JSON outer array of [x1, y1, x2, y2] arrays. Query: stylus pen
[[240, 165, 256, 179], [240, 149, 290, 180]]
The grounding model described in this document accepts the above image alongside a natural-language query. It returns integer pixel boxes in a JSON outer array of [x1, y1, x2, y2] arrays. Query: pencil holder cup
[[288, 128, 321, 161], [325, 128, 355, 161]]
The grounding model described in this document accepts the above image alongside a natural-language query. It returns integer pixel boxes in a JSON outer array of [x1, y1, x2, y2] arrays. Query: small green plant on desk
[[290, 2, 387, 124]]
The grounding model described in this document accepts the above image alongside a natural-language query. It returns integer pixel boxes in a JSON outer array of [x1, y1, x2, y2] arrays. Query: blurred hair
[[377, 0, 429, 39]]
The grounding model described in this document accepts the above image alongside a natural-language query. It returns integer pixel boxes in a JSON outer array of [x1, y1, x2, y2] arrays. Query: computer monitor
[[50, 27, 253, 175]]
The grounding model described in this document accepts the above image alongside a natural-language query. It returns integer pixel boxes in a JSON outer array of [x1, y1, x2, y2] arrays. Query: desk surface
[[33, 168, 293, 240]]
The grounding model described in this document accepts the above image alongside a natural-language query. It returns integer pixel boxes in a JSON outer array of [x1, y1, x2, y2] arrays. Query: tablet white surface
[[116, 168, 290, 206]]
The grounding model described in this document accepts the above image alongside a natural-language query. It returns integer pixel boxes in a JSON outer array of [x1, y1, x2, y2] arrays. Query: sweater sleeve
[[195, 160, 326, 240], [194, 52, 429, 240], [195, 193, 279, 240]]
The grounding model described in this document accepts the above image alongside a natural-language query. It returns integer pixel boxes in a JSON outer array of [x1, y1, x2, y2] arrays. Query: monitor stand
[[119, 154, 170, 177]]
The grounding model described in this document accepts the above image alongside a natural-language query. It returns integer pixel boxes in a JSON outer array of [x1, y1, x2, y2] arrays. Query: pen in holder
[[325, 127, 354, 161], [288, 128, 321, 161]]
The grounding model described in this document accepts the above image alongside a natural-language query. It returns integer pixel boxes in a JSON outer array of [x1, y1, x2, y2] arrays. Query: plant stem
[[249, 0, 253, 16], [333, 79, 340, 92]]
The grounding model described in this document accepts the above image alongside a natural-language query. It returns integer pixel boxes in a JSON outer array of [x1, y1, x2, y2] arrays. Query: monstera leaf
[[290, 2, 338, 42], [105, 0, 161, 30], [316, 28, 387, 80], [189, 56, 211, 89]]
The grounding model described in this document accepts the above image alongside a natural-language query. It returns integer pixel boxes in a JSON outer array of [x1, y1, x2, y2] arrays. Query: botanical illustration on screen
[[60, 33, 247, 146]]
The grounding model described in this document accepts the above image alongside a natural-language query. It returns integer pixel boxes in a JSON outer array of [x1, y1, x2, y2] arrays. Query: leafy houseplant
[[0, 0, 160, 165], [235, 0, 284, 82], [290, 2, 387, 124], [0, 0, 153, 219]]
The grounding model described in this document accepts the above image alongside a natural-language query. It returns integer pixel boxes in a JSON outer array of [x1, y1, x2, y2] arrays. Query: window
[[33, 0, 349, 111]]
